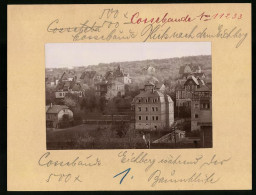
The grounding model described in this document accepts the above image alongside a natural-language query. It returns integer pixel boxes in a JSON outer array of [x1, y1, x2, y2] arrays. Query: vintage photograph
[[45, 42, 212, 150]]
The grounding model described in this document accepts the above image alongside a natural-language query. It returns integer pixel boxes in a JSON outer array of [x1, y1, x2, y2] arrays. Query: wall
[[135, 97, 166, 130], [191, 99, 200, 131]]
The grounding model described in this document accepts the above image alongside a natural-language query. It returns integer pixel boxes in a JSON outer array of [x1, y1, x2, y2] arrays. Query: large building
[[105, 65, 132, 84], [191, 85, 212, 147], [95, 80, 125, 100], [176, 75, 205, 107], [133, 81, 174, 131]]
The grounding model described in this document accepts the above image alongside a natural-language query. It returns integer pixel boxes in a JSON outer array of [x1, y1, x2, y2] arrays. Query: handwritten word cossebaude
[[130, 12, 194, 24], [38, 152, 101, 167]]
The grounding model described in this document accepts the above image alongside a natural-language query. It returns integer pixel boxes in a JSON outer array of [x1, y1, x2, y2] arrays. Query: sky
[[45, 42, 211, 68]]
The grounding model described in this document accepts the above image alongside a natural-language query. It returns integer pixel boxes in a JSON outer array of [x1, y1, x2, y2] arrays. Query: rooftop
[[46, 105, 70, 114]]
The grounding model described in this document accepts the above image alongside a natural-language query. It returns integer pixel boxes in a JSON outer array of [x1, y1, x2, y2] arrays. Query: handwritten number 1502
[[113, 168, 133, 184]]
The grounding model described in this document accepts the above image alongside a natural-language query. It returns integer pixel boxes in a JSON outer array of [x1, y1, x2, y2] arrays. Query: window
[[155, 107, 158, 111], [156, 116, 159, 120], [152, 107, 155, 112], [138, 107, 141, 112], [195, 114, 198, 118], [152, 116, 155, 120], [139, 116, 142, 120], [145, 107, 148, 112], [146, 116, 148, 120], [200, 102, 210, 110]]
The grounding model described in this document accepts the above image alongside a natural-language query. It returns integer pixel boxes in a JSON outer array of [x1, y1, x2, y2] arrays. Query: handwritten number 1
[[113, 168, 131, 184]]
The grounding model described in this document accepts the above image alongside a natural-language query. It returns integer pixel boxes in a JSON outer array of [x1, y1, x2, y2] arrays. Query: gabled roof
[[196, 85, 210, 92], [175, 84, 184, 90], [60, 71, 76, 81], [155, 82, 165, 90], [46, 105, 70, 114], [179, 64, 202, 74], [164, 94, 173, 103], [105, 71, 114, 79], [136, 90, 164, 98], [145, 81, 155, 86], [206, 82, 212, 90], [80, 71, 97, 79], [184, 75, 199, 85], [56, 80, 83, 91], [46, 105, 50, 113], [114, 65, 125, 77], [193, 72, 205, 77]]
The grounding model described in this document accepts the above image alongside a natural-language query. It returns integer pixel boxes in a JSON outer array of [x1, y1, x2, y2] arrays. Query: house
[[178, 64, 206, 81], [59, 71, 77, 82], [105, 65, 131, 84], [190, 85, 212, 147], [139, 76, 166, 93], [191, 85, 212, 132], [142, 65, 156, 75], [55, 79, 84, 99], [179, 63, 202, 75], [45, 76, 59, 87], [133, 81, 174, 131], [175, 75, 205, 107], [46, 104, 73, 128], [80, 70, 102, 87], [114, 65, 132, 84], [155, 82, 166, 93], [95, 80, 125, 100]]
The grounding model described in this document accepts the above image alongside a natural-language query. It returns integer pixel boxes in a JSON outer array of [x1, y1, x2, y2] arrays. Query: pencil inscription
[[46, 8, 248, 48]]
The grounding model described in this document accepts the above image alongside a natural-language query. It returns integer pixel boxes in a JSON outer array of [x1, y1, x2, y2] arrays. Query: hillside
[[46, 55, 212, 85]]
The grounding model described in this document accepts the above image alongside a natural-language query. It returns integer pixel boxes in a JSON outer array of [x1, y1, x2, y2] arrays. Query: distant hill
[[46, 55, 212, 84]]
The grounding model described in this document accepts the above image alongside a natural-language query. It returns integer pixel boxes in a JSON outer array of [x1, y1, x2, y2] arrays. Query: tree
[[61, 114, 70, 128], [88, 95, 97, 112], [45, 88, 56, 105], [98, 96, 107, 112], [64, 93, 79, 110], [64, 93, 82, 124], [116, 122, 130, 138], [105, 99, 118, 126]]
